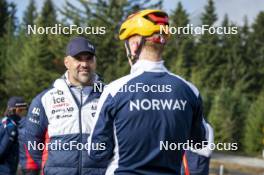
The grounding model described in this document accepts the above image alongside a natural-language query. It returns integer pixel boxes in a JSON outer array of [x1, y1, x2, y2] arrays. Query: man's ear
[[130, 41, 139, 56], [91, 56, 97, 70], [64, 56, 70, 69]]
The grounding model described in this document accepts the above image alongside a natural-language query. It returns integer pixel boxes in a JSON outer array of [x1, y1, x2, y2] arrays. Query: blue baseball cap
[[66, 36, 96, 56], [7, 96, 28, 108]]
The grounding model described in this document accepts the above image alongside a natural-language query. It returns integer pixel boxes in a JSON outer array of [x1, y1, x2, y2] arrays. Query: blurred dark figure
[[0, 96, 28, 175]]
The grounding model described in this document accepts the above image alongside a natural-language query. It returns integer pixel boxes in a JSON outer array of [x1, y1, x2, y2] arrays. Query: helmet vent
[[144, 12, 169, 25], [119, 28, 126, 35]]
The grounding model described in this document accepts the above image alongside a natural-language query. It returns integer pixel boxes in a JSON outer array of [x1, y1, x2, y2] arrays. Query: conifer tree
[[244, 90, 264, 154], [163, 2, 194, 79], [23, 0, 37, 26], [191, 0, 219, 115]]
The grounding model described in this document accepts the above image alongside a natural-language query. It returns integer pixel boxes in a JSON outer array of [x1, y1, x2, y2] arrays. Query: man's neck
[[69, 80, 92, 87], [138, 49, 162, 62]]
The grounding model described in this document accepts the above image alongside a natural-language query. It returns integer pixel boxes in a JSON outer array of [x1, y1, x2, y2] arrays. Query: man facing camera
[[23, 37, 107, 175]]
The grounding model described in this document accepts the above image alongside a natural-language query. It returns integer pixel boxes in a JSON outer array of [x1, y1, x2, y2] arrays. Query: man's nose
[[79, 60, 89, 67]]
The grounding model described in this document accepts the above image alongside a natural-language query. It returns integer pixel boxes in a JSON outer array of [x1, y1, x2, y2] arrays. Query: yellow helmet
[[119, 9, 169, 40]]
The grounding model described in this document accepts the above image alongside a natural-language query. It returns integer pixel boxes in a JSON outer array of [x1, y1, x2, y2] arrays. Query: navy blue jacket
[[18, 117, 27, 170], [89, 60, 207, 175], [0, 115, 20, 175]]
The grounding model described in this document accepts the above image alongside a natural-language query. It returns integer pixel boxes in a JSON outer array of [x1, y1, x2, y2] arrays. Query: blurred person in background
[[0, 96, 28, 175]]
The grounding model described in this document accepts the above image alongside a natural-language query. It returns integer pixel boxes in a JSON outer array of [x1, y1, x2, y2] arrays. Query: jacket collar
[[130, 59, 168, 74], [53, 72, 102, 106], [53, 72, 73, 93]]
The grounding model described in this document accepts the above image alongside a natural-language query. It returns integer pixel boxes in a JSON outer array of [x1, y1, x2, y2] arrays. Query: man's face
[[15, 107, 28, 117], [64, 52, 96, 86]]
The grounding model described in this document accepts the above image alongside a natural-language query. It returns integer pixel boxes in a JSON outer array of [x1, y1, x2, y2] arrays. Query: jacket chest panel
[[44, 90, 99, 137]]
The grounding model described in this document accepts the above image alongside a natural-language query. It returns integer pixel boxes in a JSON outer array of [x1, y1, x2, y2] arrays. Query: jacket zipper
[[78, 87, 83, 175]]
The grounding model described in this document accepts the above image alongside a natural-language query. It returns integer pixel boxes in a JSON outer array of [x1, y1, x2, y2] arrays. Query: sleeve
[[190, 121, 214, 157], [190, 95, 214, 157], [0, 121, 17, 158], [23, 95, 48, 171], [88, 88, 116, 162], [190, 95, 206, 145], [184, 150, 210, 175]]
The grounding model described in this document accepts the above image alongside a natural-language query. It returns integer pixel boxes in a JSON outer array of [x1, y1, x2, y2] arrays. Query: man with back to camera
[[88, 9, 212, 175], [22, 36, 107, 175], [0, 96, 28, 175]]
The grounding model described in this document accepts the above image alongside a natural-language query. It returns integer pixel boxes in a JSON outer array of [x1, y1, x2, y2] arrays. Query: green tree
[[191, 0, 219, 115], [170, 39, 194, 79], [244, 90, 264, 154], [201, 0, 217, 26], [218, 15, 244, 88], [0, 0, 17, 111], [247, 12, 264, 97], [163, 2, 189, 65], [208, 86, 248, 146], [37, 0, 58, 71], [208, 87, 235, 143], [162, 2, 195, 80], [23, 0, 37, 26], [232, 17, 253, 96], [3, 0, 60, 101], [192, 0, 220, 89], [0, 0, 9, 37], [4, 35, 59, 101]]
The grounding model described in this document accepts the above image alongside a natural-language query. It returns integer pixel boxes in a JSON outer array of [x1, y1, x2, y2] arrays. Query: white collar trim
[[130, 59, 168, 74]]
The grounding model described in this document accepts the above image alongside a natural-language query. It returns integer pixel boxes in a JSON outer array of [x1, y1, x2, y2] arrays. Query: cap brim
[[70, 50, 95, 57]]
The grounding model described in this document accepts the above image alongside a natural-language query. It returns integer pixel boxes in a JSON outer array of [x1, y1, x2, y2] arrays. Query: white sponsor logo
[[32, 107, 40, 115], [29, 117, 40, 125]]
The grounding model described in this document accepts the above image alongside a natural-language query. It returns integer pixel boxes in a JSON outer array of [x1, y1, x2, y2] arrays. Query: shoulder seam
[[167, 72, 200, 98], [107, 71, 145, 97]]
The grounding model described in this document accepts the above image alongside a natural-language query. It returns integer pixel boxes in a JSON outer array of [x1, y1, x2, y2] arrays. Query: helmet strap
[[125, 37, 146, 65]]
